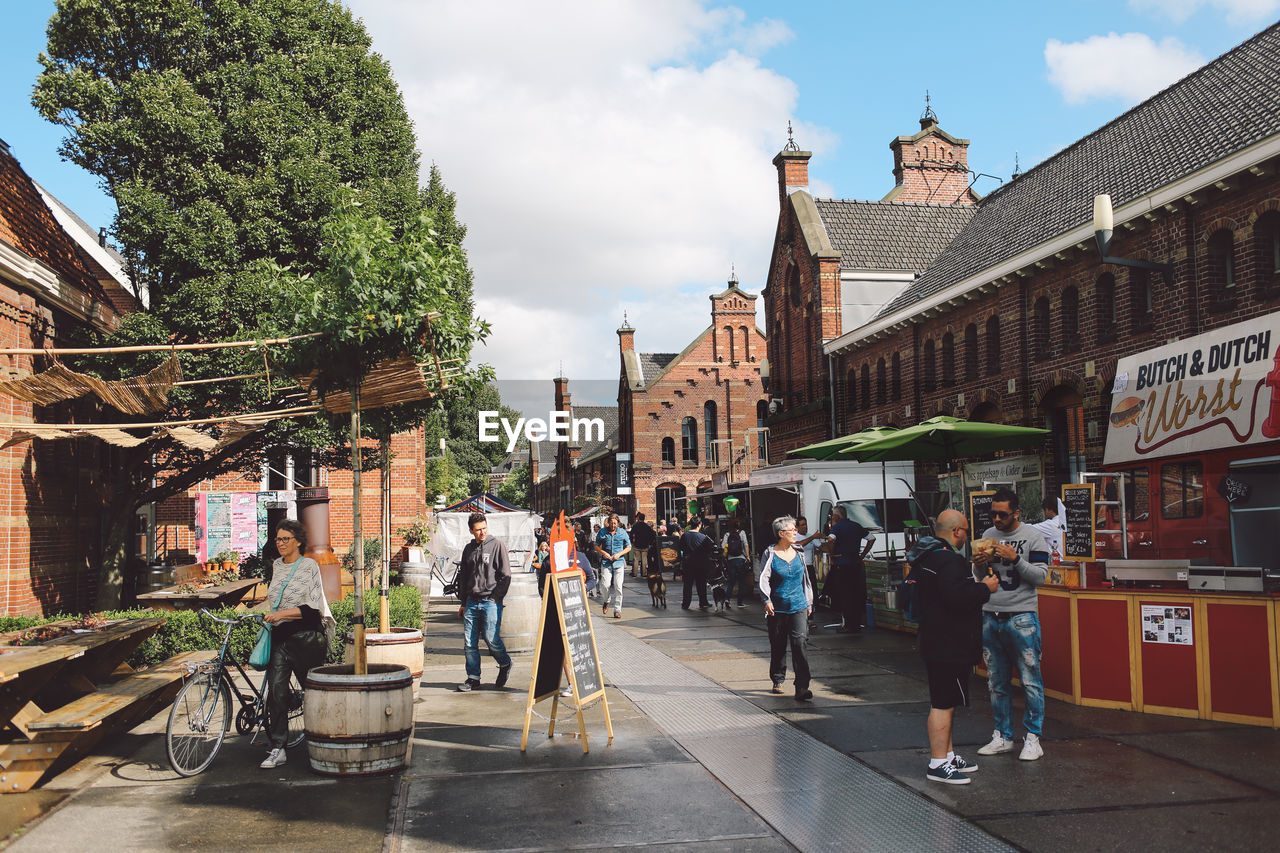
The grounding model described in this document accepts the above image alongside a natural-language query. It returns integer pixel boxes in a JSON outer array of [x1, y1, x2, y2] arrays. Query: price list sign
[[522, 511, 613, 753], [1061, 483, 1096, 562], [970, 491, 996, 536]]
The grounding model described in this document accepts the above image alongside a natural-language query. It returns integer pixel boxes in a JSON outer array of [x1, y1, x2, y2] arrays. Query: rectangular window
[[1160, 461, 1204, 519], [1121, 467, 1150, 523]]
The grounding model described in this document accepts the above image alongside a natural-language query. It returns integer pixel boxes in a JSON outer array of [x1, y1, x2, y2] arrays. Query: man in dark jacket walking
[[455, 512, 514, 692], [913, 509, 998, 784], [679, 516, 714, 610]]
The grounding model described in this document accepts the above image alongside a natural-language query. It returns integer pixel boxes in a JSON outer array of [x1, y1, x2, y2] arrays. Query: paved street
[[7, 573, 1280, 851]]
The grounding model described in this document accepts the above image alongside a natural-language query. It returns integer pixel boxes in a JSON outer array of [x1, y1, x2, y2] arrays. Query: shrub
[[0, 583, 422, 670]]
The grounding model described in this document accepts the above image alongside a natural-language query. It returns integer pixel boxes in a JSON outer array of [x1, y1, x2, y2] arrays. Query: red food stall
[[1039, 311, 1280, 727]]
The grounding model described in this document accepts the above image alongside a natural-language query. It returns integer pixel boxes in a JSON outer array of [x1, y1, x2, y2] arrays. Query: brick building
[[0, 142, 140, 614], [530, 282, 769, 523], [764, 23, 1280, 512], [529, 377, 620, 518], [764, 118, 976, 454]]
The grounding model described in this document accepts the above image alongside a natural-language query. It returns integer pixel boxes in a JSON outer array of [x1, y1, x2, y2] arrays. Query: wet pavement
[[6, 572, 1280, 851]]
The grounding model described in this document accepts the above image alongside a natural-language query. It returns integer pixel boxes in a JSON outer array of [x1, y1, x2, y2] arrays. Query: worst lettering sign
[[1105, 310, 1280, 464]]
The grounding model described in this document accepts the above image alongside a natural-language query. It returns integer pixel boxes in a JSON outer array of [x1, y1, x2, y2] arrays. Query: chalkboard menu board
[[1061, 483, 1096, 562], [556, 574, 603, 699], [970, 491, 996, 537]]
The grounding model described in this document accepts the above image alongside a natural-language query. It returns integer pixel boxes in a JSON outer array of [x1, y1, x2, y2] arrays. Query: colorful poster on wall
[[204, 493, 233, 560], [1140, 604, 1194, 645]]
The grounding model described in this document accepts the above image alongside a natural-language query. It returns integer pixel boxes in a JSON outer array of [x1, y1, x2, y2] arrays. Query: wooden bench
[[0, 650, 215, 793]]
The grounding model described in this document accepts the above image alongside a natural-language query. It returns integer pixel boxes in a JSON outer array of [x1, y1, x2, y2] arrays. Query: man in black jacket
[[455, 512, 513, 692], [629, 512, 656, 578], [914, 509, 998, 784], [679, 516, 714, 610]]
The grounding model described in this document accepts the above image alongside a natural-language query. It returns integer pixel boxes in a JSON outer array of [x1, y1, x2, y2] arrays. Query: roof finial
[[783, 120, 800, 152], [1012, 151, 1021, 180], [729, 264, 738, 287], [920, 90, 938, 129]]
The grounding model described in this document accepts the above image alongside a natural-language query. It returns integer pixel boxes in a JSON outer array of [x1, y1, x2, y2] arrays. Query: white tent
[[424, 510, 542, 596]]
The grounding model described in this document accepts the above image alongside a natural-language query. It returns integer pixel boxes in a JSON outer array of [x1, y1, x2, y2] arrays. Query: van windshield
[[837, 498, 925, 533]]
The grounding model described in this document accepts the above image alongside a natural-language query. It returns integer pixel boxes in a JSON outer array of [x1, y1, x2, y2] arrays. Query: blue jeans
[[982, 612, 1044, 737], [724, 558, 749, 604], [463, 597, 512, 680]]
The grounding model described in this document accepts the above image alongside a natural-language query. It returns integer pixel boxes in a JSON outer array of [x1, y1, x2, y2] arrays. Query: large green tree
[[32, 0, 482, 607]]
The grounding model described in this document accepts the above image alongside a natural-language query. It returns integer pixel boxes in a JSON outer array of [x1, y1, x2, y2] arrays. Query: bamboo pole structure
[[0, 332, 322, 356], [379, 427, 392, 634], [0, 405, 319, 431], [350, 380, 367, 675]]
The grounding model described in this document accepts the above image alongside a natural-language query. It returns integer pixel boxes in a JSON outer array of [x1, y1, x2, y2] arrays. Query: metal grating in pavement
[[594, 622, 1015, 853]]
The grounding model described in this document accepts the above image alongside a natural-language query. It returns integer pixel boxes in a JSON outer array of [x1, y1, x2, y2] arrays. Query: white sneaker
[[976, 730, 1015, 755], [1019, 732, 1043, 761], [259, 748, 287, 769]]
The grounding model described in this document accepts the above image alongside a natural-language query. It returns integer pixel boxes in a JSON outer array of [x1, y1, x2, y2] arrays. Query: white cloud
[[1045, 32, 1204, 104], [1129, 0, 1280, 23], [348, 1, 824, 381]]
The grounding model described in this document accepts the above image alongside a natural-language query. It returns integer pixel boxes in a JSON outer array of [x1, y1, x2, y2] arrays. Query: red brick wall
[[830, 170, 1280, 495], [890, 124, 979, 205]]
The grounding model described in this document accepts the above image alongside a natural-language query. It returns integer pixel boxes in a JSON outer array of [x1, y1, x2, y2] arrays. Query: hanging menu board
[[970, 491, 996, 536], [1061, 483, 1096, 562]]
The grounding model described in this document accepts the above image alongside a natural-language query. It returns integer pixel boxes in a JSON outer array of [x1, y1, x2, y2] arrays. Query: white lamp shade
[[1093, 194, 1114, 232]]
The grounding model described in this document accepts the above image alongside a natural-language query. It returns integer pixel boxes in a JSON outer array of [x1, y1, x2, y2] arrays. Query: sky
[[2, 0, 1278, 410]]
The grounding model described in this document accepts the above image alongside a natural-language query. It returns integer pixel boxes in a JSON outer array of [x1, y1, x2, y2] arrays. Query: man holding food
[[971, 488, 1050, 761]]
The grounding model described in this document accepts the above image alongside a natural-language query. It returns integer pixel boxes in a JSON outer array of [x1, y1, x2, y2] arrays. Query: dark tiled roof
[[879, 21, 1280, 318], [571, 404, 619, 460], [0, 147, 107, 301], [814, 199, 975, 272], [637, 353, 678, 389]]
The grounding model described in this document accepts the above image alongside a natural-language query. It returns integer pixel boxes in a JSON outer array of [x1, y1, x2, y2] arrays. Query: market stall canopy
[[570, 505, 603, 519], [843, 416, 1049, 462], [0, 355, 180, 415], [439, 492, 522, 514], [789, 426, 900, 460]]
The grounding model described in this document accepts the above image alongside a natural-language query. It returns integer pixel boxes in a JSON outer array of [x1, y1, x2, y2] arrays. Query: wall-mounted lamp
[[759, 357, 771, 393], [1092, 194, 1173, 283]]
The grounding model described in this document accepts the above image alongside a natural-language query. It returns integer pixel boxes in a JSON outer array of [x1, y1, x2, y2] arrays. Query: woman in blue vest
[[757, 516, 814, 701]]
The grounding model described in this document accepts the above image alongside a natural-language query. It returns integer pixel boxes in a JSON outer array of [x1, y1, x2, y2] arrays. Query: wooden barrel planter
[[304, 663, 414, 776], [343, 627, 425, 700], [143, 564, 173, 593], [399, 561, 433, 609], [499, 572, 540, 654]]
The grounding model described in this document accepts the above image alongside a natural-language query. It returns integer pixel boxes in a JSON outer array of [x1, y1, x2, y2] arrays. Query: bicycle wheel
[[166, 671, 232, 776]]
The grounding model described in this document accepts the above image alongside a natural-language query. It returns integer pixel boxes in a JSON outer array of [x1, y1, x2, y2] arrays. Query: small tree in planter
[[397, 515, 432, 564]]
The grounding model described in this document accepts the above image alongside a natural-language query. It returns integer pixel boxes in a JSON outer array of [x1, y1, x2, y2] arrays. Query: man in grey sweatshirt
[[971, 488, 1049, 761]]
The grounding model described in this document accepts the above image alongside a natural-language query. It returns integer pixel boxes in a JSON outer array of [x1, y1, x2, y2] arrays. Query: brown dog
[[647, 569, 667, 608]]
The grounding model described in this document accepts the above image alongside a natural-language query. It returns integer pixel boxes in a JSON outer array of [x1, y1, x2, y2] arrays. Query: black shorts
[[925, 661, 972, 710]]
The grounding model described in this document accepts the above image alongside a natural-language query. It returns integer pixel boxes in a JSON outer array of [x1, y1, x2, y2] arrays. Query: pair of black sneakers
[[456, 663, 512, 692]]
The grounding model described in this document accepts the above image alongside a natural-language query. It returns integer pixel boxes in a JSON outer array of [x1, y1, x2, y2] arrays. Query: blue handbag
[[249, 559, 304, 671]]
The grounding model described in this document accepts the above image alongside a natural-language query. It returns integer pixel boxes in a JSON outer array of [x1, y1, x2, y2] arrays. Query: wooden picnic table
[[135, 576, 264, 612], [0, 617, 202, 793]]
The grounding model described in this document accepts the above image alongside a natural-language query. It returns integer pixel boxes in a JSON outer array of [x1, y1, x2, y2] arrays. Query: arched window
[[1062, 286, 1079, 351], [724, 326, 735, 363], [1130, 269, 1152, 332], [876, 358, 887, 405], [922, 338, 936, 392], [1033, 296, 1050, 360], [1207, 228, 1236, 302], [891, 352, 902, 400], [845, 368, 857, 414], [703, 401, 718, 465], [756, 400, 768, 461], [941, 332, 955, 384], [681, 417, 698, 464], [661, 437, 675, 466], [1255, 211, 1280, 297], [986, 315, 1000, 374], [787, 263, 801, 308], [964, 323, 978, 381], [1096, 273, 1117, 342], [740, 326, 751, 361], [860, 363, 871, 410]]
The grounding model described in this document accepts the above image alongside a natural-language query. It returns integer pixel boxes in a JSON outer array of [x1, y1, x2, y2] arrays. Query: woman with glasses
[[259, 519, 333, 769], [757, 516, 815, 701]]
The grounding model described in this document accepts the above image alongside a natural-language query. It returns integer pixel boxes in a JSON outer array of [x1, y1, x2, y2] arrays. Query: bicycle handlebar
[[198, 609, 265, 626]]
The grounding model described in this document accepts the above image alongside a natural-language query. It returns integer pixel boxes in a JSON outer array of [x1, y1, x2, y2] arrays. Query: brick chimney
[[617, 319, 635, 355], [553, 375, 571, 413], [885, 110, 976, 205], [773, 124, 811, 208], [710, 272, 758, 364]]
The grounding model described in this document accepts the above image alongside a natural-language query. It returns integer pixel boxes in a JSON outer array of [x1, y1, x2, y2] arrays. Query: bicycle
[[165, 609, 305, 776]]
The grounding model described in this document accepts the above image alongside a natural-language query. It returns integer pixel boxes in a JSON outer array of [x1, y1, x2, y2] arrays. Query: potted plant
[[214, 550, 240, 574], [396, 515, 431, 564]]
